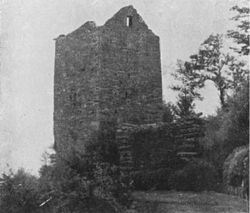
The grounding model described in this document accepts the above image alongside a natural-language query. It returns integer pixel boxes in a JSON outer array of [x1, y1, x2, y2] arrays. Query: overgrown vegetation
[[0, 169, 40, 213], [201, 80, 249, 186], [0, 126, 130, 213], [168, 158, 218, 192], [0, 1, 249, 212], [223, 145, 249, 192], [168, 0, 249, 196]]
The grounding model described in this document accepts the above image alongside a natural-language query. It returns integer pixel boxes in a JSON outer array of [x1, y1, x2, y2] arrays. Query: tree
[[162, 102, 175, 123], [171, 60, 201, 117], [228, 2, 250, 55], [173, 90, 196, 118], [190, 1, 250, 105], [172, 60, 205, 101], [38, 150, 121, 213], [37, 132, 131, 213], [221, 80, 249, 151], [201, 80, 249, 183], [227, 1, 250, 90], [181, 32, 248, 108], [189, 34, 237, 108]]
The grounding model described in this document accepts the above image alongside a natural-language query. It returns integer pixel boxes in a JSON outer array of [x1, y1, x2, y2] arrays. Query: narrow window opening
[[126, 16, 132, 27]]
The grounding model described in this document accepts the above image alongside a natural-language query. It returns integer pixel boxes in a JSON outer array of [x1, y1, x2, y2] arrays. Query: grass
[[130, 191, 249, 213]]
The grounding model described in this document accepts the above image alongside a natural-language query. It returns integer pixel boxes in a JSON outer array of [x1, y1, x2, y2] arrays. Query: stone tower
[[54, 6, 163, 152]]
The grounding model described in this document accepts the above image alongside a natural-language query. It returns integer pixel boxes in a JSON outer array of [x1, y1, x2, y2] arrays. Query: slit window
[[126, 16, 132, 27]]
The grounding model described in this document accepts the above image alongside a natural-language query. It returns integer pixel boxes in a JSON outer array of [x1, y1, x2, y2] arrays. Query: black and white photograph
[[0, 0, 249, 212]]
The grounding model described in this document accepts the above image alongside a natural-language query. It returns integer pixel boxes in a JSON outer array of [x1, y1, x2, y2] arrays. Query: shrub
[[168, 158, 218, 192], [131, 168, 172, 190], [0, 169, 40, 213], [130, 124, 176, 171], [162, 102, 176, 123], [201, 81, 249, 186], [44, 147, 128, 212], [223, 145, 249, 188]]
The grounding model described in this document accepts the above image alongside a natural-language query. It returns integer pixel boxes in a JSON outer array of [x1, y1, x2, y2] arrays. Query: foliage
[[172, 33, 248, 109], [187, 34, 241, 108], [219, 80, 249, 152], [162, 102, 175, 123], [187, 0, 250, 174], [223, 145, 249, 187], [171, 60, 203, 117], [129, 124, 190, 190], [48, 156, 123, 213], [39, 121, 130, 212], [172, 60, 205, 101], [228, 2, 250, 55], [39, 133, 129, 213], [130, 124, 177, 171], [198, 34, 233, 107], [131, 165, 196, 191], [0, 169, 40, 213], [201, 80, 249, 186], [200, 115, 227, 184], [168, 158, 218, 192], [0, 126, 129, 213], [173, 89, 196, 118], [131, 168, 172, 190]]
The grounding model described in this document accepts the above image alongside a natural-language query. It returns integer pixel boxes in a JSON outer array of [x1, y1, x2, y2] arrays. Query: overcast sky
[[0, 0, 237, 175]]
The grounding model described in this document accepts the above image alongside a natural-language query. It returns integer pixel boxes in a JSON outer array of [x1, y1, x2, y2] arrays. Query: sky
[[0, 0, 237, 175]]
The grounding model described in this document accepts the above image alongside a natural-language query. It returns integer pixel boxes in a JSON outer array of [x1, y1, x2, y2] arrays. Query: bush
[[201, 80, 249, 185], [168, 158, 218, 192], [131, 168, 172, 190], [43, 147, 128, 212], [223, 145, 249, 188], [0, 169, 40, 213], [130, 124, 176, 171]]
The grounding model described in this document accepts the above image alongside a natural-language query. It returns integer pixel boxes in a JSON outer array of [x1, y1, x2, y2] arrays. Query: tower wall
[[54, 22, 100, 152], [98, 6, 163, 124], [54, 6, 163, 153]]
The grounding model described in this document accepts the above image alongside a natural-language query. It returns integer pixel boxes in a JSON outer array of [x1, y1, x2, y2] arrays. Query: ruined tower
[[54, 6, 163, 152]]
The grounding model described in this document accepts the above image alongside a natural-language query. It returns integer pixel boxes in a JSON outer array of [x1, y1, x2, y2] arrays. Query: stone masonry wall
[[174, 115, 204, 159], [98, 6, 163, 124], [54, 6, 163, 154], [54, 22, 100, 153], [116, 116, 205, 173]]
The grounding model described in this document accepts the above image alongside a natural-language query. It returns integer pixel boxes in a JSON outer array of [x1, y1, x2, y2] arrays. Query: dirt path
[[128, 191, 249, 213]]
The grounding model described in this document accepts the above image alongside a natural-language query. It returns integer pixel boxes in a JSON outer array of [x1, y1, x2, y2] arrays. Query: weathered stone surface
[[54, 5, 163, 153], [116, 115, 205, 173], [53, 5, 204, 171]]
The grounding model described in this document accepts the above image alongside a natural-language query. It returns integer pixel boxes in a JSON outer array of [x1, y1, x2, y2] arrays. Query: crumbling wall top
[[104, 5, 156, 36]]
